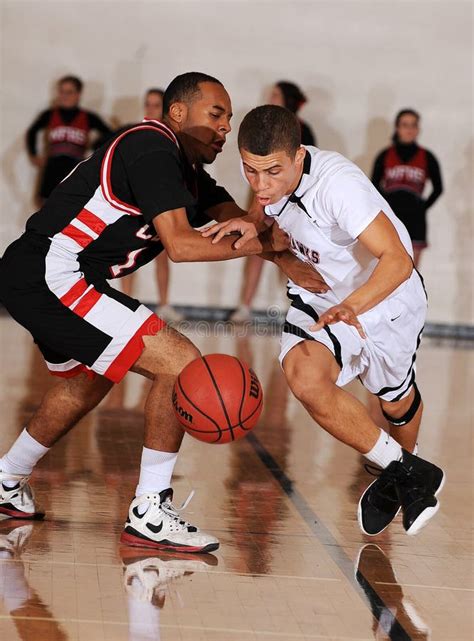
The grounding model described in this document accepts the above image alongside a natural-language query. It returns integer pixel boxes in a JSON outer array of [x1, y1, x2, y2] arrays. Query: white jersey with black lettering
[[264, 146, 413, 303], [247, 146, 427, 401]]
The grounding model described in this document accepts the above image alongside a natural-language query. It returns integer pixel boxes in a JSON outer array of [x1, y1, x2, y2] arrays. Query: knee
[[380, 384, 422, 426], [284, 361, 332, 411]]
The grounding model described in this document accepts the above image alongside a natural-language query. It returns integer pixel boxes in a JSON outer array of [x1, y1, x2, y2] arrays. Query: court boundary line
[[247, 432, 413, 641]]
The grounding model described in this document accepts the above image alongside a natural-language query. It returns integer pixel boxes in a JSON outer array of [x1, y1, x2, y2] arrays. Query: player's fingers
[[211, 227, 236, 244], [201, 223, 224, 237], [233, 229, 256, 249]]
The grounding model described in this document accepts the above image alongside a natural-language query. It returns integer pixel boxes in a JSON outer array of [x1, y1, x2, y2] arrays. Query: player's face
[[179, 82, 233, 164], [241, 147, 306, 206], [57, 82, 81, 109], [144, 92, 163, 120], [269, 85, 285, 107], [396, 114, 419, 144]]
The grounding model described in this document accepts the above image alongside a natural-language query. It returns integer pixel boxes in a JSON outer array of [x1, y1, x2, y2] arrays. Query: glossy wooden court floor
[[0, 314, 472, 641]]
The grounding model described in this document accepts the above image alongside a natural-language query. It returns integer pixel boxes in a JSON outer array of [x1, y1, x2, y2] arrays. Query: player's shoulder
[[115, 126, 179, 161], [306, 147, 366, 185]]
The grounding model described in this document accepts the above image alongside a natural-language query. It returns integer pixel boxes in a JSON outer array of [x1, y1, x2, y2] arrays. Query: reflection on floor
[[0, 316, 472, 640]]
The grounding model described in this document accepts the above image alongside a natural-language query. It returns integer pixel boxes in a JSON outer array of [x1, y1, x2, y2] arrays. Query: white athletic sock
[[365, 430, 403, 469], [136, 448, 178, 499], [0, 429, 49, 486]]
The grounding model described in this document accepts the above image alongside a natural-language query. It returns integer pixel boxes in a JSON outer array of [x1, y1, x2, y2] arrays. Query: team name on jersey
[[49, 126, 88, 146], [289, 236, 320, 265], [385, 164, 425, 185]]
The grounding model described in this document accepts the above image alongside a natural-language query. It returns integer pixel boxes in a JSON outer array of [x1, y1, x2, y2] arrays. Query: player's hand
[[201, 218, 258, 249], [279, 256, 329, 294], [310, 304, 366, 339], [270, 224, 290, 252]]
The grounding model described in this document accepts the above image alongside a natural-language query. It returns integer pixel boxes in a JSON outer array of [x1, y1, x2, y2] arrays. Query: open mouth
[[256, 196, 271, 206], [211, 140, 225, 153]]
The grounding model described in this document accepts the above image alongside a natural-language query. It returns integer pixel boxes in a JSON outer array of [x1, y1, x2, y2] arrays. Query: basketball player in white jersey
[[204, 105, 445, 536]]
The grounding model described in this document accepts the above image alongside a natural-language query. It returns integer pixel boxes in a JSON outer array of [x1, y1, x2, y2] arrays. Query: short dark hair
[[163, 72, 223, 115], [58, 75, 83, 93], [146, 87, 164, 98], [276, 81, 307, 113], [238, 105, 301, 156]]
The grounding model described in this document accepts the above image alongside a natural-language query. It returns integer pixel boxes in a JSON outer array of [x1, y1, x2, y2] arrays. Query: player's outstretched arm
[[310, 212, 413, 337], [153, 208, 270, 262]]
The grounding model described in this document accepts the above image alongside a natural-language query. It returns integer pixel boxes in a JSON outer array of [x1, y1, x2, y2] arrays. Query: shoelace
[[364, 462, 426, 494], [161, 490, 195, 527]]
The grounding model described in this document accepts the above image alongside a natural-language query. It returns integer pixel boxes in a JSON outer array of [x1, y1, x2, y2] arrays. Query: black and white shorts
[[280, 271, 427, 402], [0, 235, 165, 383]]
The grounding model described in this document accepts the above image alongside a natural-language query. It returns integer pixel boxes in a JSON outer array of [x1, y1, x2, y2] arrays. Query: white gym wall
[[1, 0, 472, 324]]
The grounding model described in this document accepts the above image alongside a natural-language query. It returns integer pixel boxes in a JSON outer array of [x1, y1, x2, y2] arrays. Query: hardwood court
[[0, 313, 472, 641]]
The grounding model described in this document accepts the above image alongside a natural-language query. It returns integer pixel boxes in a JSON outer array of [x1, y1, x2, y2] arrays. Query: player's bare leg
[[0, 373, 113, 518], [131, 326, 200, 452], [283, 341, 381, 453], [283, 340, 444, 536], [380, 388, 423, 453], [27, 374, 114, 447], [124, 326, 219, 552]]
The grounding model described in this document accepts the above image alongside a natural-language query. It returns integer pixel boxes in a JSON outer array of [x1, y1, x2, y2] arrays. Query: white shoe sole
[[406, 470, 446, 536]]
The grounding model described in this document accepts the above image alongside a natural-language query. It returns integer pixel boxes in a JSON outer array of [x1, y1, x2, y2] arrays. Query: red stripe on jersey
[[100, 123, 178, 216], [60, 278, 89, 307], [73, 288, 102, 318], [76, 208, 107, 235], [62, 223, 94, 248], [104, 314, 166, 383], [48, 364, 96, 380]]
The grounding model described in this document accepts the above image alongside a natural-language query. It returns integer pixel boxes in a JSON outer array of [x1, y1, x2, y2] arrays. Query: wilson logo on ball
[[172, 390, 193, 424], [249, 369, 260, 399]]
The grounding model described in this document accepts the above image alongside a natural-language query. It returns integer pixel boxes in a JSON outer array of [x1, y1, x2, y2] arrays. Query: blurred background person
[[26, 75, 112, 207], [371, 108, 443, 269], [230, 80, 317, 322], [119, 88, 184, 323]]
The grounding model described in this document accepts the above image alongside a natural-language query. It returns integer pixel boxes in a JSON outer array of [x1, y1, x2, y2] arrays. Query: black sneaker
[[394, 450, 445, 535], [357, 466, 401, 536], [358, 452, 445, 536]]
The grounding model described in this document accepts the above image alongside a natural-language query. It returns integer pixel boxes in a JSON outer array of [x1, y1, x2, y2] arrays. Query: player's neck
[[285, 165, 304, 197]]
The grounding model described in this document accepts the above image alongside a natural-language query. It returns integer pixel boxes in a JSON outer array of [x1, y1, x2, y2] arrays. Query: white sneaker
[[121, 548, 218, 603], [120, 488, 219, 553], [0, 522, 34, 556], [0, 472, 44, 520], [229, 305, 251, 323], [157, 304, 184, 323]]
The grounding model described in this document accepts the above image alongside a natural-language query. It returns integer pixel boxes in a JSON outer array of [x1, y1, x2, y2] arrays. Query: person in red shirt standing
[[26, 75, 112, 206], [371, 109, 443, 268]]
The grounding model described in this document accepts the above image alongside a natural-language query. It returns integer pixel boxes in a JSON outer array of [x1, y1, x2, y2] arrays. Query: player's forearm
[[343, 251, 413, 316], [207, 202, 268, 232], [168, 230, 271, 263]]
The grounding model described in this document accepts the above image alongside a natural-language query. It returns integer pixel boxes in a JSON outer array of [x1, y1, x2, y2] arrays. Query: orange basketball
[[173, 354, 263, 444]]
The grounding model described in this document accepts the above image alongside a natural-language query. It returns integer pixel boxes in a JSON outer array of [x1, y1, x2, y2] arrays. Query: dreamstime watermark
[[170, 305, 286, 338]]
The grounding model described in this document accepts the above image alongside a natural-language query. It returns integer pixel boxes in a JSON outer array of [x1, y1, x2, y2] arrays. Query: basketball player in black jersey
[[0, 72, 325, 553]]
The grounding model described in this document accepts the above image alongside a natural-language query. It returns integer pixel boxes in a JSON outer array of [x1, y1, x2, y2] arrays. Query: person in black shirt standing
[[0, 72, 325, 553], [371, 109, 443, 268], [26, 75, 112, 205], [230, 80, 318, 322]]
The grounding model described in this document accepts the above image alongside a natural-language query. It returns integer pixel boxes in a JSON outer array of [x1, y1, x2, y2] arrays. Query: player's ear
[[168, 102, 187, 128], [294, 145, 306, 165]]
